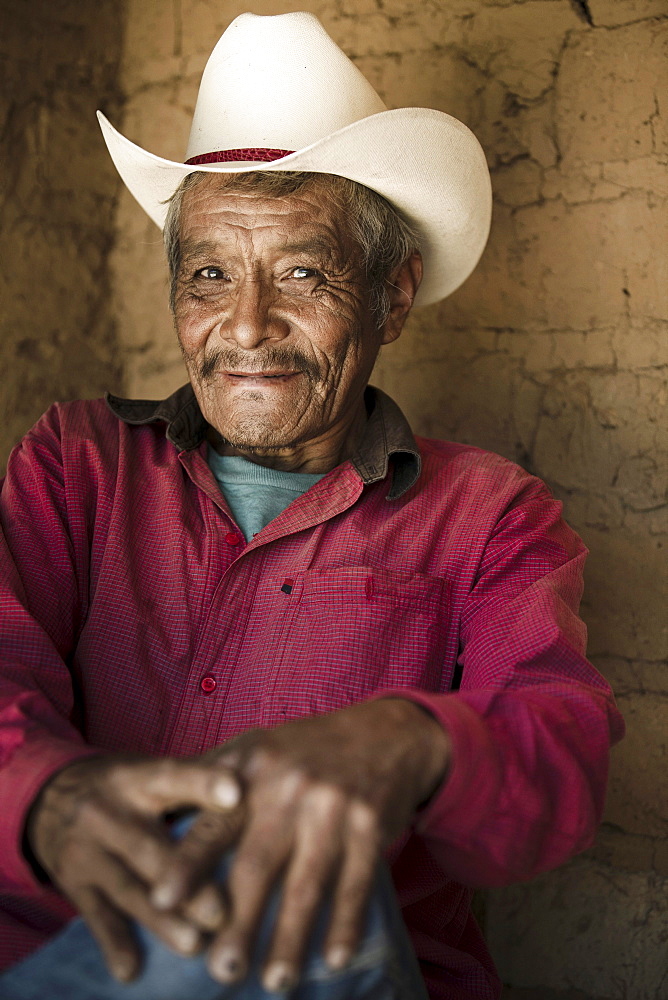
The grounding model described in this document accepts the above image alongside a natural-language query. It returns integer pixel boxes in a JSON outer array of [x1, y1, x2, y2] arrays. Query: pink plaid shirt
[[0, 385, 623, 999]]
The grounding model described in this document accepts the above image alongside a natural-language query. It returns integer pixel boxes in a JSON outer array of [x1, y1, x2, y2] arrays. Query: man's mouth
[[224, 370, 299, 381]]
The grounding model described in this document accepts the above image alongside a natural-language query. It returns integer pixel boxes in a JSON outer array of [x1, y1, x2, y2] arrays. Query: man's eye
[[196, 267, 226, 280], [290, 267, 320, 279]]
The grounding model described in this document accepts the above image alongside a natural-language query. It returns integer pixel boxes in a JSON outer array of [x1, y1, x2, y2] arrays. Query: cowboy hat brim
[[98, 106, 492, 307]]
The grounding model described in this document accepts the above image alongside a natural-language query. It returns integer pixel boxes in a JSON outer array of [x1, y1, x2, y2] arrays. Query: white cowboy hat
[[97, 11, 492, 306]]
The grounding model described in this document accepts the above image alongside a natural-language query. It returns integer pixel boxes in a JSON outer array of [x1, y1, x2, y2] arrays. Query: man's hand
[[26, 754, 242, 982], [152, 698, 451, 993]]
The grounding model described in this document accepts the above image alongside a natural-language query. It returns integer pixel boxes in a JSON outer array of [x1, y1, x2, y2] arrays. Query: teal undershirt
[[207, 447, 326, 541]]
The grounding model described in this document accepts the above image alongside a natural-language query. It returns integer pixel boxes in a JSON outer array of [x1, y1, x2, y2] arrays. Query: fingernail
[[173, 924, 199, 954], [152, 882, 177, 910], [263, 960, 297, 993], [326, 944, 351, 971], [210, 946, 246, 983], [111, 957, 137, 983], [213, 777, 240, 808], [196, 896, 225, 929]]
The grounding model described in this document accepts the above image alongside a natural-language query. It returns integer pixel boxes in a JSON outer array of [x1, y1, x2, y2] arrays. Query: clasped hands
[[27, 698, 450, 993]]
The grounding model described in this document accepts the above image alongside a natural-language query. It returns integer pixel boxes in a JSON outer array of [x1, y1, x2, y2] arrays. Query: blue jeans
[[1, 818, 428, 1000]]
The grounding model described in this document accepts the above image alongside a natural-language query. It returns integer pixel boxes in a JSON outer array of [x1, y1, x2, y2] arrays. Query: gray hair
[[163, 170, 420, 326]]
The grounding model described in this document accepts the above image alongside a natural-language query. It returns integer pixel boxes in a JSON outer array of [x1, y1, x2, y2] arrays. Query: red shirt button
[[225, 532, 242, 546], [200, 675, 217, 694]]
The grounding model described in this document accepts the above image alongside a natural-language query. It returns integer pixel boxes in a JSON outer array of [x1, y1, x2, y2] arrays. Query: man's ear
[[380, 252, 423, 345]]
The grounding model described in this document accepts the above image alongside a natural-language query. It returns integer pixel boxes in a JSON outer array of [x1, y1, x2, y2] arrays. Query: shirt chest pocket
[[261, 565, 452, 723]]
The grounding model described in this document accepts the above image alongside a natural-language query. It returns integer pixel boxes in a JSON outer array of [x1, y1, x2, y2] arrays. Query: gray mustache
[[199, 348, 320, 382]]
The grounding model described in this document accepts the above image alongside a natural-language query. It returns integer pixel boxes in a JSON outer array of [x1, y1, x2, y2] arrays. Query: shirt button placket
[[194, 529, 240, 719]]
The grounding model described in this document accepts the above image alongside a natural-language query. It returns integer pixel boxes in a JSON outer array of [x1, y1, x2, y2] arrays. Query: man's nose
[[223, 276, 288, 349]]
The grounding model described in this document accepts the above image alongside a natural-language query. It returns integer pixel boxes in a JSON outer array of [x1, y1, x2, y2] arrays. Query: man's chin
[[224, 441, 292, 457], [212, 426, 302, 457]]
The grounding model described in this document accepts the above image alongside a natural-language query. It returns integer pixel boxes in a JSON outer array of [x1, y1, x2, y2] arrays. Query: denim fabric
[[1, 818, 428, 1000]]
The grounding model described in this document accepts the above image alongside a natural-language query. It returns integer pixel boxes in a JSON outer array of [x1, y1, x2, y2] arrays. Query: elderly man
[[0, 12, 623, 1000]]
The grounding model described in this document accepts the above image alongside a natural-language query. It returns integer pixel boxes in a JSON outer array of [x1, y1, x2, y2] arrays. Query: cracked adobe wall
[[0, 0, 124, 466], [35, 1, 668, 997]]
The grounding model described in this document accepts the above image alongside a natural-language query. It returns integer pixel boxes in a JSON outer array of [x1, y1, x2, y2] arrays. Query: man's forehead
[[179, 233, 342, 268], [183, 172, 337, 216], [178, 174, 355, 259]]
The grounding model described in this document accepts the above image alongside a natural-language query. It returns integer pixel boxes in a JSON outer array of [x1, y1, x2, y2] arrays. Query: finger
[[109, 758, 241, 815], [152, 806, 245, 911], [182, 883, 228, 932], [207, 813, 293, 984], [77, 798, 175, 886], [261, 789, 345, 993], [323, 801, 380, 970], [99, 852, 202, 958], [78, 803, 228, 932], [72, 886, 141, 983]]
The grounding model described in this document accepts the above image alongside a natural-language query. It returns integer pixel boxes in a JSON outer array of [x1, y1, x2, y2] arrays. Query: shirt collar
[[105, 383, 421, 499]]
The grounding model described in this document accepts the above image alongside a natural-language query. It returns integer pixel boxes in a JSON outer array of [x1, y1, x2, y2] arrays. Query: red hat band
[[185, 148, 294, 165]]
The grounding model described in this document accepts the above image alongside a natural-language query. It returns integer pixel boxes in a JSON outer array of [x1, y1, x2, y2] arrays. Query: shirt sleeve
[[374, 479, 625, 888], [0, 408, 101, 896]]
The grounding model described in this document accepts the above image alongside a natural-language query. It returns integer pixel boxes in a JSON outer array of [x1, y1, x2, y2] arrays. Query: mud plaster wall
[[0, 0, 124, 457], [3, 1, 668, 998]]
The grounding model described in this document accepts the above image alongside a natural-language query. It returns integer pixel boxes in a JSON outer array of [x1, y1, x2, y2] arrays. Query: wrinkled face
[[173, 174, 389, 456]]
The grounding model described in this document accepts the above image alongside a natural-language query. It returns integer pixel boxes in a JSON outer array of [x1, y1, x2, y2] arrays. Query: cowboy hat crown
[[98, 11, 492, 306], [187, 11, 387, 159]]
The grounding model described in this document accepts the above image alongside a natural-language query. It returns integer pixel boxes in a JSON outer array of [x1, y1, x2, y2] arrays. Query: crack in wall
[[569, 0, 594, 27], [172, 0, 182, 58]]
